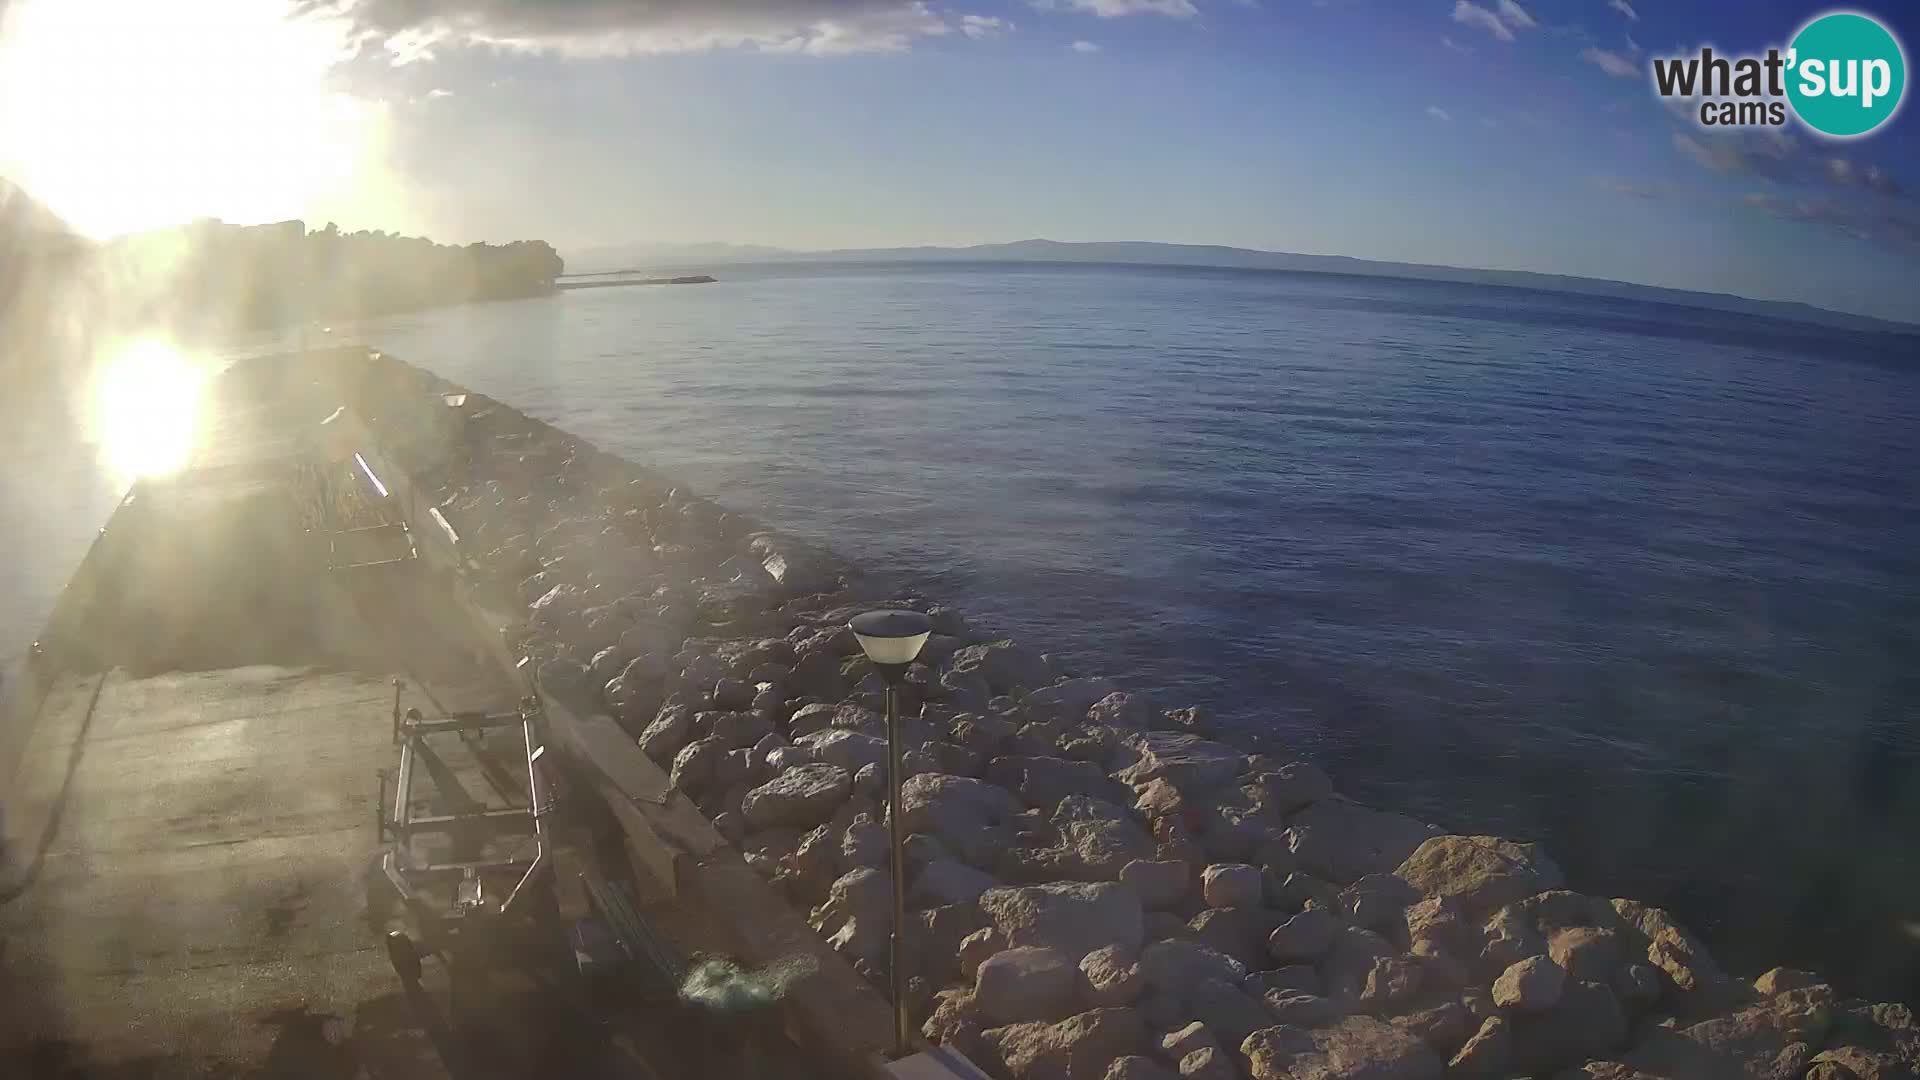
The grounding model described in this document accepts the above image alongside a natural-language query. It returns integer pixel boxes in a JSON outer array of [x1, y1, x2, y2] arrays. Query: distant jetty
[[556, 274, 717, 291]]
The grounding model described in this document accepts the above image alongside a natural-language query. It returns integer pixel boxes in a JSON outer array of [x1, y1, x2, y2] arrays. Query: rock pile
[[374, 359, 1916, 1080]]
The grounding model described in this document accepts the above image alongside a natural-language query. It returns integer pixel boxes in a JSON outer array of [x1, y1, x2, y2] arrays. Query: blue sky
[[4, 0, 1918, 320]]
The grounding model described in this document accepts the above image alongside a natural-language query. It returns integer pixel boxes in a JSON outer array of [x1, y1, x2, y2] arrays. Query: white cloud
[[1441, 35, 1473, 55], [1626, 31, 1641, 55], [425, 87, 453, 98], [1596, 176, 1689, 200], [1672, 128, 1801, 182], [1069, 38, 1101, 52], [1580, 46, 1637, 78], [301, 0, 960, 59], [1741, 190, 1920, 253], [1426, 105, 1452, 122], [960, 14, 1010, 38], [1496, 0, 1536, 31], [1608, 0, 1638, 21], [1672, 132, 1719, 172], [1032, 0, 1198, 16], [1451, 1, 1513, 43], [789, 11, 950, 55], [1826, 157, 1902, 196]]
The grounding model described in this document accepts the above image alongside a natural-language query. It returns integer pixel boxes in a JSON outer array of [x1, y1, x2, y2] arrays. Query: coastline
[[336, 346, 1917, 1079]]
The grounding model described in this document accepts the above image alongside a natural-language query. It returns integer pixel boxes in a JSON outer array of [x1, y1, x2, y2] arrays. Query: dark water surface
[[9, 261, 1915, 997]]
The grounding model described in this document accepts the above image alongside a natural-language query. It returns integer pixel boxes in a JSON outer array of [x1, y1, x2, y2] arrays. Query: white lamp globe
[[849, 609, 932, 667]]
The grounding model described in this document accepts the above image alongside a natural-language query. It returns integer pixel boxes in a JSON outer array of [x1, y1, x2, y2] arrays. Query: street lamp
[[849, 608, 933, 1058]]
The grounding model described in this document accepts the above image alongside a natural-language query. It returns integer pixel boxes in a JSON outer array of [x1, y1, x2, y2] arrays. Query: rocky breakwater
[[381, 360, 1915, 1080]]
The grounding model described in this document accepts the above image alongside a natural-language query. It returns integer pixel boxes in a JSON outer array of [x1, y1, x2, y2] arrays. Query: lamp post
[[849, 608, 933, 1059]]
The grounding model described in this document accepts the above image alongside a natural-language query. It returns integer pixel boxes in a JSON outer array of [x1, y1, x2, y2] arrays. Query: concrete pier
[[0, 349, 835, 1077]]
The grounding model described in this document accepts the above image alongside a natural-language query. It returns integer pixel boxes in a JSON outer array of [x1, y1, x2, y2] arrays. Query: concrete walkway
[[0, 357, 462, 1076], [0, 665, 449, 1076]]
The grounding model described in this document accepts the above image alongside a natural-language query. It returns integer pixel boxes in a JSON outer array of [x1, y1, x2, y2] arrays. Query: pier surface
[[1, 349, 870, 1079], [2, 356, 535, 1076], [2, 666, 446, 1075]]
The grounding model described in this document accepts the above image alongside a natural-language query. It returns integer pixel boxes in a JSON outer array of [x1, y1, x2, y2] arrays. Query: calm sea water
[[7, 261, 1920, 997]]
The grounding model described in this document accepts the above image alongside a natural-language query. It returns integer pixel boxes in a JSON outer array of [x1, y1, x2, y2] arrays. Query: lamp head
[[849, 609, 932, 675]]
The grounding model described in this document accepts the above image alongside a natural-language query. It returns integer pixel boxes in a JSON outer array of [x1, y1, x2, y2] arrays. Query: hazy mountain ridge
[[590, 237, 1917, 336], [566, 241, 788, 273], [7, 183, 1909, 337]]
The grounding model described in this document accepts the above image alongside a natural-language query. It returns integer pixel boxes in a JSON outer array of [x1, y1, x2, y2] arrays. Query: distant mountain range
[[5, 186, 1909, 337], [566, 241, 788, 271], [568, 237, 1918, 336]]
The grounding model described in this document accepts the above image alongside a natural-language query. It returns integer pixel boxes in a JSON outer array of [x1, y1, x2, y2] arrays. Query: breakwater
[[556, 274, 717, 291], [344, 346, 1917, 1080]]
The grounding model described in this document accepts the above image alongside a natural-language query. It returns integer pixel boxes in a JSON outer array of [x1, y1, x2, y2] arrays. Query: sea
[[4, 260, 1919, 999]]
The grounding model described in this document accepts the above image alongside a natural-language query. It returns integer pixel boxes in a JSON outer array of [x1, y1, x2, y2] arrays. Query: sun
[[0, 0, 378, 239], [93, 341, 207, 484]]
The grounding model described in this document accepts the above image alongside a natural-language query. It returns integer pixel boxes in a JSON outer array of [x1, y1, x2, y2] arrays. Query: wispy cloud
[[1451, 1, 1514, 43], [1608, 0, 1638, 21], [1671, 130, 1908, 209], [1672, 128, 1801, 184], [960, 13, 1010, 38], [1742, 191, 1920, 253], [1441, 34, 1473, 55], [1496, 0, 1536, 31], [1595, 176, 1693, 201], [1623, 133, 1915, 253], [1069, 38, 1101, 52], [299, 0, 962, 59], [1581, 46, 1637, 78], [1426, 105, 1452, 122], [1032, 0, 1198, 16], [1826, 158, 1902, 197], [425, 87, 453, 98]]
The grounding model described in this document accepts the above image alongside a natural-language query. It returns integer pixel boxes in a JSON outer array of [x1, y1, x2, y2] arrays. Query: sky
[[0, 0, 1917, 321]]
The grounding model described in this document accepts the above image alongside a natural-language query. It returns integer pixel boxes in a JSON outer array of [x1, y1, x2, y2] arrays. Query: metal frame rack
[[376, 692, 554, 942]]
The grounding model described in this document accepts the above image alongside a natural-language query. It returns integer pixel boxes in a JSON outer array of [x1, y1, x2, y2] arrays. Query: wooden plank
[[541, 695, 721, 860], [597, 772, 696, 904], [568, 711, 671, 805]]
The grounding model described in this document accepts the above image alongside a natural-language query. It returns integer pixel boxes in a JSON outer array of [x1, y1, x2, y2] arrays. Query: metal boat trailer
[[368, 686, 813, 1078], [378, 693, 553, 933], [372, 689, 572, 1076]]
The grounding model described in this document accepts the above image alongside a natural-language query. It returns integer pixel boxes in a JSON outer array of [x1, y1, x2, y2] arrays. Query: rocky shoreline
[[359, 351, 1916, 1080]]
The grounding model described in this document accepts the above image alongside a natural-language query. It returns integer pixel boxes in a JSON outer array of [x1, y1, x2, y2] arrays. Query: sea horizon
[[559, 241, 1920, 336]]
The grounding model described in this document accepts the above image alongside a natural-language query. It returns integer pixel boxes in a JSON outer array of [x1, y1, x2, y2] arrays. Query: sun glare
[[93, 342, 206, 483], [0, 0, 380, 238]]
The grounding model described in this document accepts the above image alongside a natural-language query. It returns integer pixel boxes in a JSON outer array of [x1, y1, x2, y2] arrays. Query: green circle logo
[[1786, 12, 1906, 137]]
